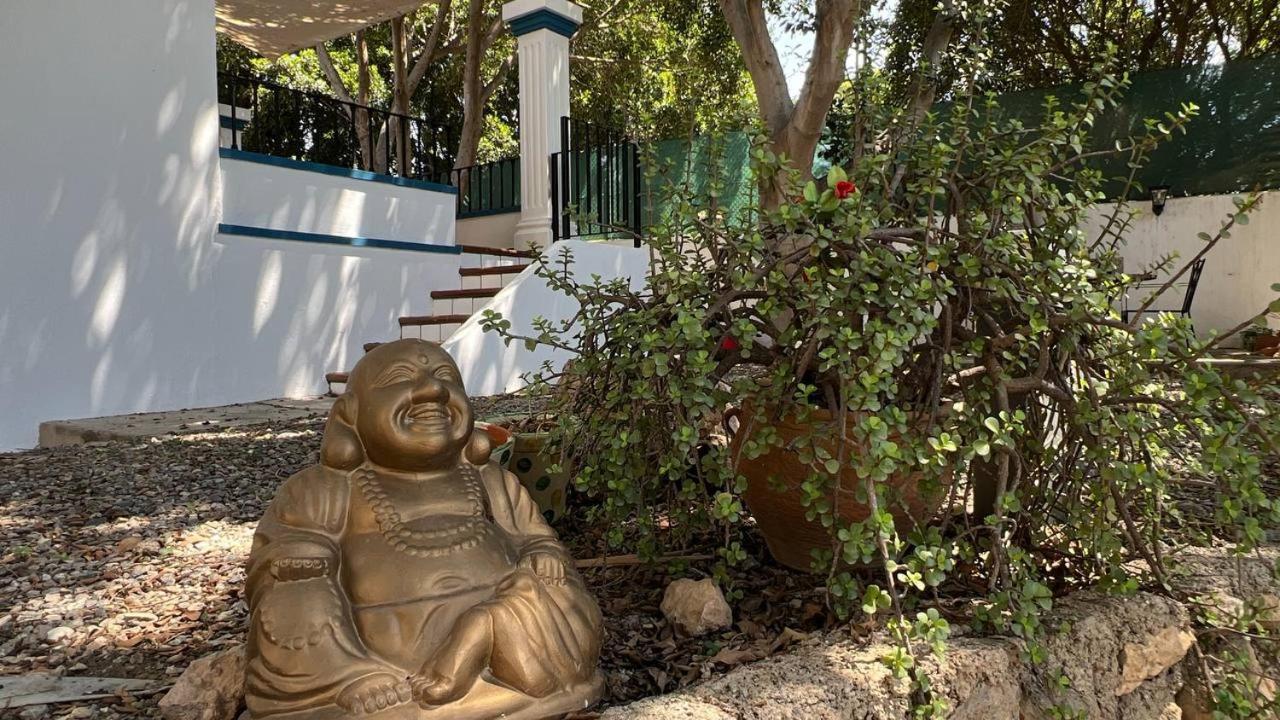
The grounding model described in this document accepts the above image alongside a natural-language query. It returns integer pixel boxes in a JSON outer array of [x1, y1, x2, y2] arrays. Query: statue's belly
[[341, 522, 518, 608]]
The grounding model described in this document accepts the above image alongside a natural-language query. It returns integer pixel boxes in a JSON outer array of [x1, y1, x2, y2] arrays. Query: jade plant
[[483, 47, 1280, 717]]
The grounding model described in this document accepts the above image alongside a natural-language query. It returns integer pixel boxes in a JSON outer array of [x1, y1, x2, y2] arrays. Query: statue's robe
[[244, 460, 602, 718]]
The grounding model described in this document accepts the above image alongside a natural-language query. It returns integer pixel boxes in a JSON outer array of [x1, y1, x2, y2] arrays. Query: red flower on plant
[[835, 180, 857, 199], [718, 335, 740, 352]]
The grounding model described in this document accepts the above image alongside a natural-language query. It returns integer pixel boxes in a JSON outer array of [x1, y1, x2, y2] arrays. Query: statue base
[[252, 673, 605, 720]]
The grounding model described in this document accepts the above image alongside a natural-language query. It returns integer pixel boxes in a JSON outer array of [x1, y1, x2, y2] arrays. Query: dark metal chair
[[1123, 258, 1205, 322]]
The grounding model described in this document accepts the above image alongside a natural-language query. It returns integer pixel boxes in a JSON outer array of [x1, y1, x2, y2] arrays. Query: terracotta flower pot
[[476, 422, 515, 468], [1250, 332, 1280, 354], [726, 403, 952, 572]]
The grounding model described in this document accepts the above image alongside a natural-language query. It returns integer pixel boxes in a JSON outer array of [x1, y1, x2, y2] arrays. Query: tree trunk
[[314, 37, 375, 171], [718, 0, 862, 206], [455, 0, 492, 172], [391, 15, 412, 174], [887, 0, 958, 195], [357, 30, 382, 172]]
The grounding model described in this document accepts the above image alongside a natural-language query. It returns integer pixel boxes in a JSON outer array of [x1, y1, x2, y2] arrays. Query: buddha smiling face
[[337, 339, 476, 473]]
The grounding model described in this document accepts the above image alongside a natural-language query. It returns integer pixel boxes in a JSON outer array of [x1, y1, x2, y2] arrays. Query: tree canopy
[[216, 0, 753, 169]]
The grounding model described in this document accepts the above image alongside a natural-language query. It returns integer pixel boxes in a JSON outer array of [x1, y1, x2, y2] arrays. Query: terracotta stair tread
[[325, 372, 349, 384], [458, 244, 536, 259], [459, 264, 531, 277], [430, 287, 501, 300], [399, 313, 473, 327]]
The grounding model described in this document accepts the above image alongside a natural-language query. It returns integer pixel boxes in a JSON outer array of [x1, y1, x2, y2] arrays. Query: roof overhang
[[215, 0, 438, 58]]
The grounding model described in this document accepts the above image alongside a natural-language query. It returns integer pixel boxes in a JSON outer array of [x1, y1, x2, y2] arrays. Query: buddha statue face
[[345, 340, 475, 472]]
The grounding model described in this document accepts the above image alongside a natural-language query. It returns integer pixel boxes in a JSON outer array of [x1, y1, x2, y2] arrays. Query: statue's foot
[[409, 669, 473, 707], [336, 673, 412, 715]]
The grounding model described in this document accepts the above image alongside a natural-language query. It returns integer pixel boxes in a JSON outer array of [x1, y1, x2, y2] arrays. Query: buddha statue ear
[[464, 424, 493, 466], [320, 395, 364, 471]]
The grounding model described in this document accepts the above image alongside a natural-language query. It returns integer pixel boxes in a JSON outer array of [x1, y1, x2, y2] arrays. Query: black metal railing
[[550, 116, 642, 245], [216, 72, 452, 181], [449, 157, 521, 218]]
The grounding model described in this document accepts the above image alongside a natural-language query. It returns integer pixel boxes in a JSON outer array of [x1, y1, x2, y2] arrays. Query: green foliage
[[486, 43, 1280, 716], [881, 0, 1280, 101], [217, 1, 750, 164]]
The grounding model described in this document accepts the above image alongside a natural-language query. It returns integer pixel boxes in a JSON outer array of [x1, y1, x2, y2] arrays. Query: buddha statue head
[[319, 339, 491, 473]]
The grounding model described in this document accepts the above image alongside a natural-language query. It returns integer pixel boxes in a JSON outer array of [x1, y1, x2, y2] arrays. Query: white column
[[503, 0, 583, 250]]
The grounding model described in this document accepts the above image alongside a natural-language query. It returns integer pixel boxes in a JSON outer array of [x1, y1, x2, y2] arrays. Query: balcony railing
[[216, 72, 452, 182], [550, 116, 642, 245], [449, 158, 520, 218]]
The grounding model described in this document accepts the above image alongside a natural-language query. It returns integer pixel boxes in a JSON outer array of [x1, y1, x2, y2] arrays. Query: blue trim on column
[[220, 115, 249, 130], [219, 148, 459, 195], [218, 224, 463, 255], [506, 8, 580, 38]]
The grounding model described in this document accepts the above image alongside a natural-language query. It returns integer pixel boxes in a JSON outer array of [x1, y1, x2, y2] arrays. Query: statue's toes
[[339, 674, 411, 715], [411, 674, 458, 706]]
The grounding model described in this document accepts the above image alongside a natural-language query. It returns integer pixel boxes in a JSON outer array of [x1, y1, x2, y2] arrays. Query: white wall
[[1083, 190, 1280, 341], [456, 212, 520, 249], [444, 240, 650, 396], [221, 153, 457, 246], [0, 0, 460, 450], [208, 231, 459, 398]]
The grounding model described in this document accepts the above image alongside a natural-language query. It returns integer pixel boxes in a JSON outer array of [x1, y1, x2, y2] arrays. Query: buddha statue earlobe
[[320, 395, 365, 471], [464, 426, 493, 466]]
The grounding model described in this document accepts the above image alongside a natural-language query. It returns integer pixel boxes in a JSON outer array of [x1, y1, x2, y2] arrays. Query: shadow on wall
[[0, 1, 443, 450]]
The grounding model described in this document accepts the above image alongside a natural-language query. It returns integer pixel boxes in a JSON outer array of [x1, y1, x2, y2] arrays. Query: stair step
[[325, 372, 349, 395], [399, 313, 472, 327], [430, 287, 501, 300], [458, 244, 536, 259], [459, 264, 531, 277]]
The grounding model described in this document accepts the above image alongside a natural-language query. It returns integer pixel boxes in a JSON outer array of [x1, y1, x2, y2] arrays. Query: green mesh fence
[[635, 55, 1279, 224], [641, 131, 756, 227], [991, 54, 1280, 199]]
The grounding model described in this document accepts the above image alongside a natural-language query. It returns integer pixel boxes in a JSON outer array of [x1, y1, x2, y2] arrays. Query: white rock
[[660, 579, 732, 636], [44, 626, 74, 644], [159, 644, 247, 720]]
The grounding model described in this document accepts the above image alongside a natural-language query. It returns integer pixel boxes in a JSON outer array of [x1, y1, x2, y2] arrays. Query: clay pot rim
[[475, 421, 514, 446]]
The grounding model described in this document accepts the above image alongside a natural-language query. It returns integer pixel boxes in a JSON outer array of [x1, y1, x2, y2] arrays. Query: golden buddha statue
[[243, 339, 603, 719]]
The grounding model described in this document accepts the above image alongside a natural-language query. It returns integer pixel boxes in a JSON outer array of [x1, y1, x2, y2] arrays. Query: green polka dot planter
[[507, 432, 570, 524]]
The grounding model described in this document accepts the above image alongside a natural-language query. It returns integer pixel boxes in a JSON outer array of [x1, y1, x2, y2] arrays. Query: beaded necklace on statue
[[354, 463, 493, 558]]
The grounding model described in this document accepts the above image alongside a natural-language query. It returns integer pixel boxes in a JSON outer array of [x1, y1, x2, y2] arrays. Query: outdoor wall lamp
[[1150, 185, 1170, 216]]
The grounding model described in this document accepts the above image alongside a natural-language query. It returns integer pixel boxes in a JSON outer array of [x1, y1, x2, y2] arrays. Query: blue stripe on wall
[[218, 224, 463, 255], [219, 148, 459, 195]]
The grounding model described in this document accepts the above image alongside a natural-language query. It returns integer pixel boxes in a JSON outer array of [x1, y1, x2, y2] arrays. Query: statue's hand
[[259, 577, 342, 649], [336, 673, 412, 715], [518, 549, 567, 582]]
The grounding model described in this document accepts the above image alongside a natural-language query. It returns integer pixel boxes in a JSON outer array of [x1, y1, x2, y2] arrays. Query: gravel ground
[[1, 417, 321, 718], [0, 398, 819, 719]]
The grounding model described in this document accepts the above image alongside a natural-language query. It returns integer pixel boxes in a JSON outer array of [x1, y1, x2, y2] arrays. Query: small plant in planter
[[484, 50, 1280, 716], [1243, 310, 1280, 355]]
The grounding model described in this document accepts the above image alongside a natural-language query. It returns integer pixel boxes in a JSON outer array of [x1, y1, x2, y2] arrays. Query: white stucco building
[[0, 0, 610, 450]]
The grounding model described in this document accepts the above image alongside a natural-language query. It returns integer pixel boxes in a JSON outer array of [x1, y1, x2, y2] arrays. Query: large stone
[[1117, 627, 1196, 695], [608, 590, 1191, 720], [159, 645, 246, 720], [1023, 591, 1191, 720], [661, 579, 733, 636]]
